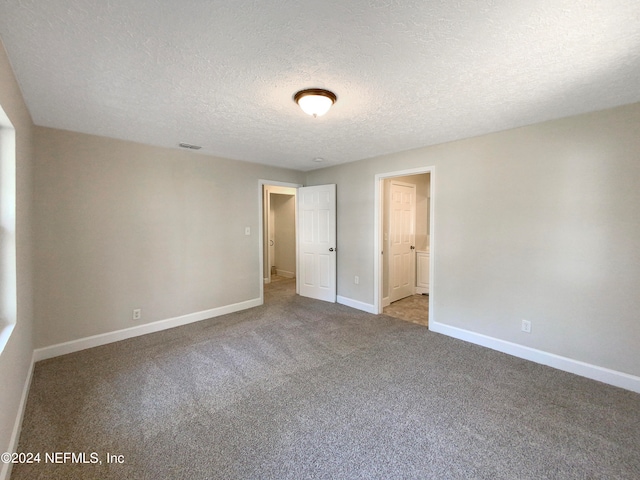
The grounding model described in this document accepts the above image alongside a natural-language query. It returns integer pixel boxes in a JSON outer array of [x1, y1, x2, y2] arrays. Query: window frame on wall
[[0, 104, 17, 355]]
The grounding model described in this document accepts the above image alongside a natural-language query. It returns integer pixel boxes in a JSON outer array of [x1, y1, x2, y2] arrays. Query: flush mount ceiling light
[[294, 88, 337, 118]]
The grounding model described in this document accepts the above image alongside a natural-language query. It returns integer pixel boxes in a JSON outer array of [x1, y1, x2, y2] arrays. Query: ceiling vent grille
[[179, 142, 202, 150]]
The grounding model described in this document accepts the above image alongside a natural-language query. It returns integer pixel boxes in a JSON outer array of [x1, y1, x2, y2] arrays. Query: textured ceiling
[[0, 0, 639, 171]]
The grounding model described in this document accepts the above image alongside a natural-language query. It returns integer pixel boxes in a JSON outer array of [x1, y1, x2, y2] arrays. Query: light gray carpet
[[12, 279, 640, 479]]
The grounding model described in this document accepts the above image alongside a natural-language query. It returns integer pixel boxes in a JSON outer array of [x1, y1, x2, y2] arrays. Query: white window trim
[[0, 105, 16, 355]]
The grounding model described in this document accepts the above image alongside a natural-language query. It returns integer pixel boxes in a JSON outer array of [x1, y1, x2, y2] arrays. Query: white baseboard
[[263, 277, 270, 284], [337, 296, 377, 314], [429, 321, 640, 394], [275, 269, 295, 278], [34, 298, 262, 362], [382, 296, 390, 308], [0, 351, 36, 480]]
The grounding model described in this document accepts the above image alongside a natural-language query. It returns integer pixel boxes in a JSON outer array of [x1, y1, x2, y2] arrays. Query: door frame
[[374, 167, 435, 320], [258, 180, 302, 305]]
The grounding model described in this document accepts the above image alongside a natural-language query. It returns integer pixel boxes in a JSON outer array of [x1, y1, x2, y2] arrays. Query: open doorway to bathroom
[[375, 168, 433, 328]]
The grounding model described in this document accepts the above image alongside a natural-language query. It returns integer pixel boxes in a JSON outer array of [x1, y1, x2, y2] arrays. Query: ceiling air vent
[[179, 142, 202, 150]]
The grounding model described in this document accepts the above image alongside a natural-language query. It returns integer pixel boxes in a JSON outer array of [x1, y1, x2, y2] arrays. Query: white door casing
[[389, 181, 416, 303], [297, 184, 337, 302], [374, 167, 434, 316]]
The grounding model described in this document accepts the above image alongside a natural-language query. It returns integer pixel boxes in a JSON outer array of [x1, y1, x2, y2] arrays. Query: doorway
[[259, 181, 300, 304], [374, 168, 434, 327], [259, 180, 338, 306], [264, 187, 296, 284]]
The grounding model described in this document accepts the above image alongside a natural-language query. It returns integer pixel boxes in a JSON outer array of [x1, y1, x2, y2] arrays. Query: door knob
[[410, 245, 415, 250], [329, 248, 335, 252]]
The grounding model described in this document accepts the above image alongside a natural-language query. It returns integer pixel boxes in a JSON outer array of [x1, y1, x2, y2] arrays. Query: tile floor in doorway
[[383, 294, 429, 327]]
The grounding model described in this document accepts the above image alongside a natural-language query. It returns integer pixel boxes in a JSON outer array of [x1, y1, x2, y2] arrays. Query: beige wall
[[33, 127, 304, 347], [0, 41, 35, 474], [307, 103, 640, 377], [414, 174, 430, 250]]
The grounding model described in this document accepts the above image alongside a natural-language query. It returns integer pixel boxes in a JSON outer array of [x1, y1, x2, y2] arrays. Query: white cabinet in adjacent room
[[416, 250, 430, 294]]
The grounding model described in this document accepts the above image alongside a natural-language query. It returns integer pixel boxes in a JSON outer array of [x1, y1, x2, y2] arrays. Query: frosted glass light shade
[[294, 89, 337, 117]]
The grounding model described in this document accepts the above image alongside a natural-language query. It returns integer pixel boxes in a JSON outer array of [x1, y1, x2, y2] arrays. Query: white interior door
[[297, 184, 336, 302], [389, 181, 416, 303]]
